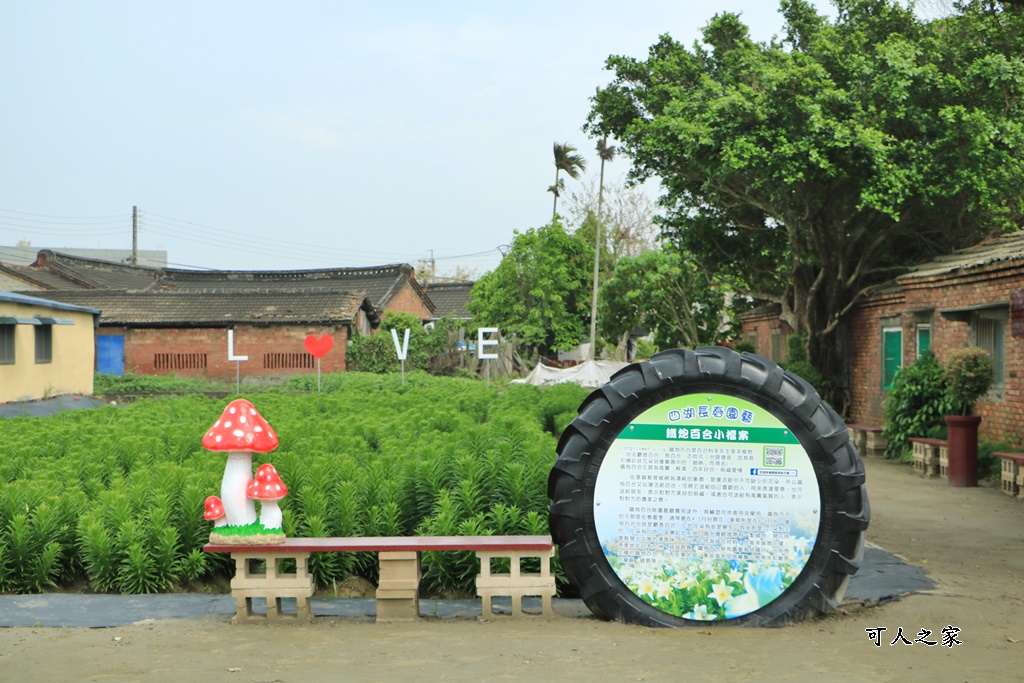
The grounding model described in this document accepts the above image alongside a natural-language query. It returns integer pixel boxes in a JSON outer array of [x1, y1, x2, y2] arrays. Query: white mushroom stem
[[259, 500, 283, 530], [213, 516, 228, 528], [221, 451, 257, 526]]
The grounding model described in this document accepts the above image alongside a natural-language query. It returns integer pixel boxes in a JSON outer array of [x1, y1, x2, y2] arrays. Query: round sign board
[[548, 347, 869, 627]]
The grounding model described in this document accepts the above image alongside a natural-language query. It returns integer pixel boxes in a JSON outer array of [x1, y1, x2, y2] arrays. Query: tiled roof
[[0, 262, 91, 290], [898, 230, 1024, 280], [13, 251, 433, 315], [28, 290, 373, 326], [153, 263, 425, 312], [424, 282, 474, 319], [33, 251, 160, 290]]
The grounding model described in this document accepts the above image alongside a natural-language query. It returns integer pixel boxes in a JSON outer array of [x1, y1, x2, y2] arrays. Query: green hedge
[[0, 373, 589, 596]]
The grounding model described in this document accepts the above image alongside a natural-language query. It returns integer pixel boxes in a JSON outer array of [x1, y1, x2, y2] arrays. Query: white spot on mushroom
[[254, 426, 263, 433], [268, 430, 275, 438], [233, 429, 244, 438], [229, 406, 236, 414], [250, 408, 257, 415], [215, 435, 222, 443], [240, 415, 247, 424], [213, 420, 221, 428], [224, 420, 232, 429]]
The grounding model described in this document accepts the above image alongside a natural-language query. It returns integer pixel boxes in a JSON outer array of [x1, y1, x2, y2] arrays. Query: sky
[[1, 1, 835, 277]]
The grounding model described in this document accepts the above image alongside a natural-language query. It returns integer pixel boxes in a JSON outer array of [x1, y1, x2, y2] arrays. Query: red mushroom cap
[[247, 463, 288, 501], [204, 495, 226, 520], [202, 399, 278, 452]]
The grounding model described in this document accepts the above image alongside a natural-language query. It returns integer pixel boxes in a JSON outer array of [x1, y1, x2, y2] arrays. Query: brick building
[[738, 304, 795, 365], [2, 251, 436, 380], [741, 231, 1024, 446]]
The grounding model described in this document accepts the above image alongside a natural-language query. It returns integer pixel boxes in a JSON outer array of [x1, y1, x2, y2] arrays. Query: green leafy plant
[[944, 347, 995, 415], [882, 353, 953, 458], [780, 335, 823, 394], [1, 374, 574, 596]]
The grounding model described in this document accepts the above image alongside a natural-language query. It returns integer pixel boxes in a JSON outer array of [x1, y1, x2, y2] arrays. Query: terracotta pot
[[944, 414, 982, 487]]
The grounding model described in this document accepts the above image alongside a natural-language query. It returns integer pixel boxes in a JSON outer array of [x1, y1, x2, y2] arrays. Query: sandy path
[[2, 456, 1022, 683]]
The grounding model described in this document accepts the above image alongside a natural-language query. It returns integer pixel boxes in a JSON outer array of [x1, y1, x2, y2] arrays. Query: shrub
[[882, 353, 954, 458], [780, 335, 823, 393], [732, 340, 756, 354], [944, 347, 995, 415], [978, 440, 1012, 481]]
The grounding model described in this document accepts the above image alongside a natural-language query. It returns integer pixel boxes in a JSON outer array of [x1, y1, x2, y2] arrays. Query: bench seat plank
[[204, 535, 553, 554]]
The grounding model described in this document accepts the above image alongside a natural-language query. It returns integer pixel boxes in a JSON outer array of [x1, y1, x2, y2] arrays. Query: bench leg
[[376, 551, 421, 622], [228, 552, 314, 623], [476, 549, 556, 618]]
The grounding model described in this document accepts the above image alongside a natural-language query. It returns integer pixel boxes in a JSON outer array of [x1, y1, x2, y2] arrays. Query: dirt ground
[[1, 455, 1022, 683]]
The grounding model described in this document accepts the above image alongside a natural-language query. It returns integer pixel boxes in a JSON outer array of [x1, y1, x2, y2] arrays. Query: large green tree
[[600, 246, 729, 350], [469, 220, 593, 358], [586, 0, 1024, 410]]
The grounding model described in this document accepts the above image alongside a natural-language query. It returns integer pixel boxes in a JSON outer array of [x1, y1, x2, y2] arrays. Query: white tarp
[[512, 358, 631, 388]]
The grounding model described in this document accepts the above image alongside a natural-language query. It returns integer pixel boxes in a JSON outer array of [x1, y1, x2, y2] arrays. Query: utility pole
[[131, 206, 138, 266]]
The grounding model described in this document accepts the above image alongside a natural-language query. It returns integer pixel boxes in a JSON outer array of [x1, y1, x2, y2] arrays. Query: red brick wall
[[739, 309, 794, 362], [847, 291, 904, 425], [849, 262, 1024, 448], [380, 281, 434, 322], [741, 261, 1024, 448], [117, 324, 351, 381]]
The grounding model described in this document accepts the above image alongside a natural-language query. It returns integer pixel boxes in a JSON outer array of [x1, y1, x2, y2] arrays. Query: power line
[[0, 208, 127, 221]]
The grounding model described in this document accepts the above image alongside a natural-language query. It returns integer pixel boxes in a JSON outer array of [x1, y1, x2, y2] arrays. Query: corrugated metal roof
[[27, 290, 368, 326], [0, 290, 101, 316], [898, 230, 1024, 280]]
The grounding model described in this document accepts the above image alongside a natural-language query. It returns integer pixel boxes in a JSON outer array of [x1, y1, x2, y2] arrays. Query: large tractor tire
[[548, 347, 869, 627]]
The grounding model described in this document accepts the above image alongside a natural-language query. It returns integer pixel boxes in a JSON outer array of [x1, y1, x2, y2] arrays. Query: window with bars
[[973, 313, 1006, 390], [263, 352, 315, 370], [0, 325, 14, 364], [770, 329, 786, 363], [35, 324, 52, 364], [154, 353, 208, 371]]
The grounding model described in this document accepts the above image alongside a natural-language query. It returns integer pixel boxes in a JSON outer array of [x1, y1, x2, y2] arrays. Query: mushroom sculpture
[[202, 399, 279, 527], [204, 496, 227, 527], [247, 463, 288, 530]]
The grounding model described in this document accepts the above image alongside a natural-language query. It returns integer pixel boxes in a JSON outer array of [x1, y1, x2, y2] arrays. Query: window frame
[[882, 325, 903, 390], [0, 324, 14, 365], [972, 309, 1007, 400], [34, 323, 53, 364]]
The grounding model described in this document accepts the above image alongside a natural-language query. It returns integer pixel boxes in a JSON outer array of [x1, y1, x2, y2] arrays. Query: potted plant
[[943, 347, 995, 487]]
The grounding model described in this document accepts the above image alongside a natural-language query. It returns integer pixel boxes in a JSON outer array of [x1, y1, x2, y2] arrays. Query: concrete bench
[[908, 437, 947, 478], [846, 423, 887, 458], [203, 535, 556, 623], [991, 452, 1024, 498]]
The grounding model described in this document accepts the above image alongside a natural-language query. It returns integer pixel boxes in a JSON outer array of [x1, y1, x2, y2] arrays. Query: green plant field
[[0, 372, 588, 596]]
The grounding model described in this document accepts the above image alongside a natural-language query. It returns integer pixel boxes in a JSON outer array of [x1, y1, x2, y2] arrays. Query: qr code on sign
[[764, 447, 785, 467]]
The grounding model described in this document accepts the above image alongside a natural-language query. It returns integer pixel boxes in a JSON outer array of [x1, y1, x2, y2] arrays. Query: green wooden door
[[882, 328, 902, 389]]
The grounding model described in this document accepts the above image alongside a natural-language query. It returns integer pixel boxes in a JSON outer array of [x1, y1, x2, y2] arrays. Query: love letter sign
[[304, 334, 334, 359]]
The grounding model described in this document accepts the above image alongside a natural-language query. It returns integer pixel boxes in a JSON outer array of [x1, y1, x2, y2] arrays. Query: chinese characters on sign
[[592, 394, 821, 620], [865, 626, 963, 648]]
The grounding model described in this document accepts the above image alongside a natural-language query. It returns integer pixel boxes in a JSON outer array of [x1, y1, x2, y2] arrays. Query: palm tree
[[551, 142, 587, 219], [588, 138, 616, 360]]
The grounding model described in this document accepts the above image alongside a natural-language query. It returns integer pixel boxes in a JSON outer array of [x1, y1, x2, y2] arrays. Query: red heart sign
[[304, 334, 334, 359]]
